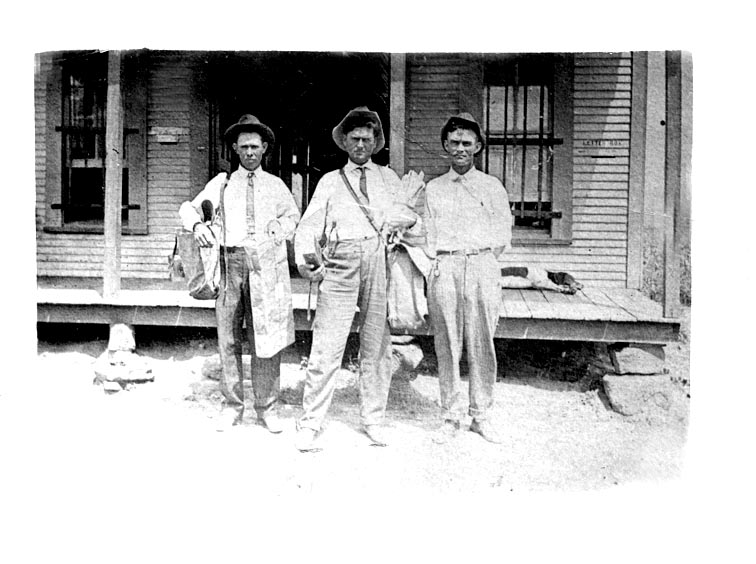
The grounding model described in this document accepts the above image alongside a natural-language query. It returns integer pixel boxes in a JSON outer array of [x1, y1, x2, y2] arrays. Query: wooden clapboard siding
[[35, 53, 52, 231], [406, 53, 464, 180], [36, 51, 193, 279], [566, 53, 631, 286]]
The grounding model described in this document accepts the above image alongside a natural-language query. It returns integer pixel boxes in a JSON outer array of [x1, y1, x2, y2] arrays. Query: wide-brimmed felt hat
[[332, 106, 385, 153], [440, 112, 484, 150], [224, 114, 276, 147]]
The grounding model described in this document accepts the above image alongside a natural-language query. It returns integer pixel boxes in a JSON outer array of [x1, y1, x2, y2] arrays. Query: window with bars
[[482, 54, 573, 242], [45, 50, 147, 234]]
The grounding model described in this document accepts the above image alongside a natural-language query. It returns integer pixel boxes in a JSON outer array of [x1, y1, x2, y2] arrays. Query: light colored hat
[[331, 106, 385, 153]]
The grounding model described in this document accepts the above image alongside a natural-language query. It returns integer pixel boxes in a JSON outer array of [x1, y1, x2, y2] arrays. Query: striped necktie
[[357, 166, 369, 201], [246, 171, 255, 234]]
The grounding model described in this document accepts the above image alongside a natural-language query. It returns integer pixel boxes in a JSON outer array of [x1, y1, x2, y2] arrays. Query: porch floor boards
[[37, 277, 680, 344]]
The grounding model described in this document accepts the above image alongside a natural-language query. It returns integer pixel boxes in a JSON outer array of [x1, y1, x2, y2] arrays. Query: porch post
[[389, 53, 406, 175], [663, 51, 682, 318], [103, 50, 124, 298]]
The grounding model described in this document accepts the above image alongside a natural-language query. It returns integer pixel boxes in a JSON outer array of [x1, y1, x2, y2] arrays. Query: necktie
[[246, 171, 255, 234], [358, 166, 369, 201]]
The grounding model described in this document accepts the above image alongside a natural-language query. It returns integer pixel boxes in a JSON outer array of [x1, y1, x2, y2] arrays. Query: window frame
[[44, 50, 148, 235], [481, 53, 574, 245]]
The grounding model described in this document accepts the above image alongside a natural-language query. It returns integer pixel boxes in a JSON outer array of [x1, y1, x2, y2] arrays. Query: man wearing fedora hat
[[179, 114, 300, 432], [424, 112, 513, 444], [293, 106, 423, 451]]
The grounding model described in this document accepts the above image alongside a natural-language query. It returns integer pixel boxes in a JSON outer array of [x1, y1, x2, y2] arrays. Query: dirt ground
[[0, 310, 699, 562], [8, 309, 690, 494]]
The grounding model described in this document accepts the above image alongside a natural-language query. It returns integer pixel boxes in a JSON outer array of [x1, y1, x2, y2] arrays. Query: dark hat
[[332, 106, 385, 153], [223, 114, 275, 146], [440, 112, 485, 150]]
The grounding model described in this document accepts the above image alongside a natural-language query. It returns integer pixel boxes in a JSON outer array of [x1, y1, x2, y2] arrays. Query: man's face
[[444, 128, 481, 173], [233, 131, 267, 171], [343, 126, 376, 165]]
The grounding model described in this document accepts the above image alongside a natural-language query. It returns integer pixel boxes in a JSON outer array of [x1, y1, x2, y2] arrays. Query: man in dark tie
[[293, 106, 422, 451], [179, 114, 300, 432]]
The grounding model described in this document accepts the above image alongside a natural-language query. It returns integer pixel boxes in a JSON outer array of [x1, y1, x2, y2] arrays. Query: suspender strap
[[338, 168, 382, 237], [217, 173, 230, 302]]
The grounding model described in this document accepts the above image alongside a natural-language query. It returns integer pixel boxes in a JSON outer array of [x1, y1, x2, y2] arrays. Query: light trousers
[[299, 235, 392, 431], [428, 252, 500, 421]]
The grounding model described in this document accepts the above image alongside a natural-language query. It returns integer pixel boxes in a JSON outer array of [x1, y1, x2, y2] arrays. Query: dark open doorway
[[206, 51, 390, 211]]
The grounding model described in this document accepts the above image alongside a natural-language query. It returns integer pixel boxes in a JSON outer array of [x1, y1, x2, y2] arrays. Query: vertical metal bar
[[304, 141, 311, 210], [503, 83, 509, 190], [520, 82, 527, 219], [485, 85, 490, 172], [536, 84, 545, 219]]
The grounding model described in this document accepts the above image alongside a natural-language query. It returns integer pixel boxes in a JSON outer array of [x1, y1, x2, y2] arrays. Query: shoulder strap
[[338, 168, 382, 236], [218, 173, 231, 247]]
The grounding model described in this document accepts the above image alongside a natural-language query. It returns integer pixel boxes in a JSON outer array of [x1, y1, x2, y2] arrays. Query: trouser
[[298, 235, 392, 432], [427, 251, 500, 422], [215, 247, 281, 417]]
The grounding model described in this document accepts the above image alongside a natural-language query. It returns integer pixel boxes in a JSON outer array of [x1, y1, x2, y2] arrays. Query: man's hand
[[297, 263, 325, 282], [266, 219, 284, 245], [384, 203, 417, 231], [193, 223, 215, 248]]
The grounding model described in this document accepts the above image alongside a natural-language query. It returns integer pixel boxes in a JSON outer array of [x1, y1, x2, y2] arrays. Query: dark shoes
[[362, 424, 389, 447], [469, 418, 503, 444], [432, 419, 461, 444]]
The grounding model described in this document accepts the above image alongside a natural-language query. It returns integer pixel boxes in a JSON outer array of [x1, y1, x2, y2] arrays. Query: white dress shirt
[[424, 166, 513, 257], [294, 159, 420, 263], [179, 166, 299, 247]]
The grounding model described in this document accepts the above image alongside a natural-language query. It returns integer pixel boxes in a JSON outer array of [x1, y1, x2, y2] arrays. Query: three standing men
[[178, 109, 511, 447], [424, 113, 513, 444], [294, 107, 422, 451], [179, 114, 300, 432]]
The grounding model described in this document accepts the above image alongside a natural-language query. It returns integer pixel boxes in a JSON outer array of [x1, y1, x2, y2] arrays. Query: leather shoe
[[257, 411, 284, 434], [362, 424, 389, 447], [295, 426, 320, 452], [469, 419, 503, 444], [432, 419, 460, 444]]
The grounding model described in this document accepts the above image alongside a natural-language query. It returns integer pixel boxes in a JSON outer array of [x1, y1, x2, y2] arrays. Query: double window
[[482, 54, 573, 242]]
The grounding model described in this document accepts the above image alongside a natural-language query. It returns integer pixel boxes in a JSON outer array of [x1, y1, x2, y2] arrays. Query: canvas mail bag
[[169, 175, 229, 300]]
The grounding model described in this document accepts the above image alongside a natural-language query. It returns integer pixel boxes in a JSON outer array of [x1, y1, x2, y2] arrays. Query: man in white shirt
[[294, 107, 421, 451], [179, 114, 300, 432], [424, 112, 513, 444]]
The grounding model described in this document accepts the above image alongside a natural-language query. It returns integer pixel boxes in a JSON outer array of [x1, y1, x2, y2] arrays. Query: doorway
[[207, 51, 390, 212]]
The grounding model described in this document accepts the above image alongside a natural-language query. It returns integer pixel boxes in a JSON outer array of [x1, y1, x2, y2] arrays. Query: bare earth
[[5, 308, 690, 497], [0, 310, 699, 562]]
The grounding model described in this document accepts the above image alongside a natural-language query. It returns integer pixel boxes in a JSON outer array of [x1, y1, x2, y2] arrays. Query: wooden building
[[35, 50, 690, 344]]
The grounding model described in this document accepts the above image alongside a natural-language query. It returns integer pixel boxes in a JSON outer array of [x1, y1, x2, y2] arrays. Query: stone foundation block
[[609, 344, 666, 375], [602, 374, 679, 416]]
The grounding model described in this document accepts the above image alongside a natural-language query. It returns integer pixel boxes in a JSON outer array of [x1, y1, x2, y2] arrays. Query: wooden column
[[663, 51, 682, 318], [389, 53, 406, 175], [103, 51, 124, 298]]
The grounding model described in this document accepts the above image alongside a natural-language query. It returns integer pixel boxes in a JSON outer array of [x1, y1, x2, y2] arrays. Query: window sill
[[43, 225, 148, 236], [511, 237, 572, 247]]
